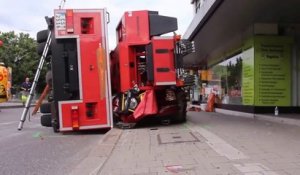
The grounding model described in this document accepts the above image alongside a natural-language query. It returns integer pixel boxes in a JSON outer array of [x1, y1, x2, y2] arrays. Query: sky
[[0, 0, 194, 49]]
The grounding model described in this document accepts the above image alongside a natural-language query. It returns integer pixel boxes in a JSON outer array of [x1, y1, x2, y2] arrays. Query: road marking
[[187, 122, 248, 160]]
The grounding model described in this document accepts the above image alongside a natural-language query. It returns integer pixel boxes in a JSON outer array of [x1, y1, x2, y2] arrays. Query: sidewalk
[[0, 98, 37, 109], [0, 101, 24, 109], [71, 111, 300, 175]]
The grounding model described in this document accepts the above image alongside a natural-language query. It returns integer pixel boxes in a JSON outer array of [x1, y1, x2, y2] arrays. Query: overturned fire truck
[[27, 9, 194, 132], [110, 10, 195, 126]]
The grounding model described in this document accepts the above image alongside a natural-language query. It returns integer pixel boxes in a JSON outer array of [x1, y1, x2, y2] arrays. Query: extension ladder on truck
[[18, 31, 52, 130]]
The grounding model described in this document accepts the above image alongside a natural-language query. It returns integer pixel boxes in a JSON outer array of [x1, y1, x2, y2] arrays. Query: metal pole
[[18, 31, 52, 130]]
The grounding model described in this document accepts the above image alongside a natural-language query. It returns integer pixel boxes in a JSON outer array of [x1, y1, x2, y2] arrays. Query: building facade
[[184, 0, 300, 114]]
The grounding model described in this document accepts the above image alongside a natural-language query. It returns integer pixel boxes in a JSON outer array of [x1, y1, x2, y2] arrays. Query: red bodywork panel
[[112, 11, 152, 92], [110, 10, 184, 123], [133, 89, 158, 120], [54, 9, 112, 131], [111, 11, 179, 92], [59, 102, 108, 129], [116, 11, 150, 44], [116, 43, 133, 92], [151, 37, 176, 86]]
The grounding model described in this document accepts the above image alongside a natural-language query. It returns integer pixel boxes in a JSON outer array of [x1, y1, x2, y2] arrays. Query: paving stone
[[135, 160, 162, 168], [266, 157, 300, 164], [200, 156, 230, 163], [98, 168, 122, 175], [128, 167, 150, 174], [266, 162, 300, 170], [233, 163, 270, 173], [157, 131, 199, 144], [134, 173, 158, 175], [149, 166, 168, 173], [96, 112, 300, 175], [89, 145, 114, 157], [284, 168, 300, 175], [250, 152, 282, 160], [70, 157, 106, 175], [194, 142, 211, 150]]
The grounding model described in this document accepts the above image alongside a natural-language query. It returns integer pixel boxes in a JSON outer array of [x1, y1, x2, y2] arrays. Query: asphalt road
[[0, 108, 107, 175]]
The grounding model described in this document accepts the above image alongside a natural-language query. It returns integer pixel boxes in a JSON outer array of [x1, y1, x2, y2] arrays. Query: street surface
[[1, 107, 300, 175], [97, 112, 300, 175], [0, 107, 107, 175]]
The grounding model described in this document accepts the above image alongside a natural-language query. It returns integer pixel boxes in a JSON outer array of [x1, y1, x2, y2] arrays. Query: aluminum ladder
[[18, 31, 52, 130]]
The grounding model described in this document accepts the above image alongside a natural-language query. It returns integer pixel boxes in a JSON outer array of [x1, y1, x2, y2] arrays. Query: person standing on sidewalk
[[20, 77, 32, 105]]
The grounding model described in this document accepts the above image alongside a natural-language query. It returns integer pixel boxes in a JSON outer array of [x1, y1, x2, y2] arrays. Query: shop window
[[208, 53, 243, 105]]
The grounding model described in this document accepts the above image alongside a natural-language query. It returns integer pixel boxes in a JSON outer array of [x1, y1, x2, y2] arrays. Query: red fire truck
[[36, 9, 112, 132], [36, 9, 194, 132], [110, 10, 195, 127]]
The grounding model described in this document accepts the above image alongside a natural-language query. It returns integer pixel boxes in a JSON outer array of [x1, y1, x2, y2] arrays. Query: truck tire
[[51, 102, 59, 133], [37, 42, 51, 56], [173, 90, 187, 123], [40, 102, 51, 113], [52, 118, 59, 133], [41, 114, 52, 127], [37, 30, 49, 43]]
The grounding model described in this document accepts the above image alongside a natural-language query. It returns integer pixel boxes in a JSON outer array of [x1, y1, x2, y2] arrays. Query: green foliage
[[226, 57, 242, 90], [0, 31, 46, 94]]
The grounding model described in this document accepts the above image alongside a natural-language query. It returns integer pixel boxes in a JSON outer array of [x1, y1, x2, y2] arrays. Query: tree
[[227, 57, 242, 90], [0, 31, 46, 94]]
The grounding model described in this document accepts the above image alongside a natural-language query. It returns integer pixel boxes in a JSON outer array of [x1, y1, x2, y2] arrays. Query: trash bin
[[200, 103, 207, 111]]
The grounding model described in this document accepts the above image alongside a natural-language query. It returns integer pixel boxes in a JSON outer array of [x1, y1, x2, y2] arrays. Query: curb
[[0, 105, 25, 109], [254, 114, 300, 127], [70, 128, 123, 175], [215, 108, 300, 127], [0, 104, 35, 109]]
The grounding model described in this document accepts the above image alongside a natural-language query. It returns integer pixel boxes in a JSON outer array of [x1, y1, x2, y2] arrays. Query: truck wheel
[[40, 102, 51, 113], [51, 102, 59, 133], [52, 118, 59, 133], [37, 42, 51, 56], [112, 93, 122, 123], [41, 114, 52, 127], [47, 90, 54, 102], [173, 90, 187, 123], [37, 30, 49, 43]]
